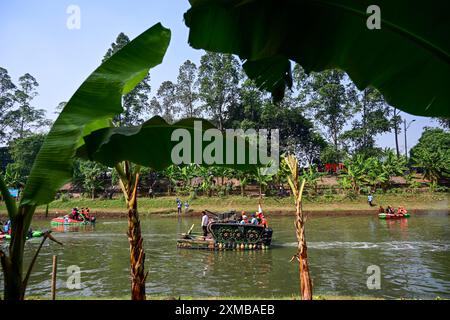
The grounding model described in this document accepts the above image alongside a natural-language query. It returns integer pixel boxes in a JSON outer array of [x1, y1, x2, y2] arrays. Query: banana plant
[[254, 167, 274, 198], [363, 157, 384, 191], [380, 150, 407, 190], [197, 166, 216, 197], [340, 154, 367, 194], [180, 164, 197, 193], [162, 165, 180, 196], [184, 0, 450, 117], [284, 154, 312, 300], [234, 170, 252, 197], [301, 165, 323, 195], [2, 165, 22, 189], [0, 23, 171, 300]]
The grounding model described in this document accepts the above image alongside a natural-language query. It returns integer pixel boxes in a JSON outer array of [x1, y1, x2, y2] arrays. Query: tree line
[[1, 32, 449, 197]]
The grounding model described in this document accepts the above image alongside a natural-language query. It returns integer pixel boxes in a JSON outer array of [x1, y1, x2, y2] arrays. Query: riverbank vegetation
[[1, 193, 448, 217], [1, 56, 449, 202]]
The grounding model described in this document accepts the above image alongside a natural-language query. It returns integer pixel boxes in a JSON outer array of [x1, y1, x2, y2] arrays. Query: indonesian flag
[[258, 203, 263, 214]]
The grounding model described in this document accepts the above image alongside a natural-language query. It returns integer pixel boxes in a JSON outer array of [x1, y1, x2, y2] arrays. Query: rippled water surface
[[1, 213, 449, 299]]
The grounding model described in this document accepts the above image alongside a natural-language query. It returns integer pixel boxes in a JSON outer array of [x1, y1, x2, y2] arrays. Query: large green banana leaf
[[184, 0, 450, 117], [20, 23, 171, 207], [78, 116, 271, 172]]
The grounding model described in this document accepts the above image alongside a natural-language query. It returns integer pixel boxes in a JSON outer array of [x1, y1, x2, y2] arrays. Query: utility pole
[[404, 119, 416, 162]]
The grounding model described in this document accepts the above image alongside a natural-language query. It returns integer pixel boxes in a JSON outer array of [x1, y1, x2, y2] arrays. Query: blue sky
[[0, 0, 440, 153]]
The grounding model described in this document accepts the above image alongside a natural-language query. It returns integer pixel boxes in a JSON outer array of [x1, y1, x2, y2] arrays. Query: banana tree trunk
[[294, 188, 313, 300], [285, 155, 313, 300], [1, 205, 36, 300], [127, 184, 146, 300], [1, 225, 24, 300], [116, 162, 147, 300]]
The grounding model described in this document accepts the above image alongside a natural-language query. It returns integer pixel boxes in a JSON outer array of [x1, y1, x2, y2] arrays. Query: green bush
[[435, 185, 449, 193], [59, 193, 70, 202], [386, 188, 403, 194]]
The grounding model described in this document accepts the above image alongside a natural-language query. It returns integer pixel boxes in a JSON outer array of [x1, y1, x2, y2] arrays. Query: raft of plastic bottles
[[176, 240, 270, 250]]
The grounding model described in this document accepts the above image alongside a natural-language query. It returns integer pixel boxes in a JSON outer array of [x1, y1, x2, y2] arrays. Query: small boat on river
[[51, 216, 96, 226], [0, 230, 44, 241], [378, 212, 410, 219], [177, 210, 273, 250], [378, 206, 410, 219]]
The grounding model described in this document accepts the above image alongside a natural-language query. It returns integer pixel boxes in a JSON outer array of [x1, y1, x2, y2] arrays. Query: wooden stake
[[51, 255, 57, 300]]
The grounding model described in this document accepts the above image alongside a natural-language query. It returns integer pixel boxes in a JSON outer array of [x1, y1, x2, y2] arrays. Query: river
[[1, 213, 449, 299]]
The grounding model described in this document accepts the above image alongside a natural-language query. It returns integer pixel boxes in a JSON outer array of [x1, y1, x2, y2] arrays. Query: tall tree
[[307, 70, 353, 161], [54, 101, 67, 115], [5, 73, 48, 140], [410, 128, 450, 185], [0, 67, 16, 143], [198, 52, 241, 131], [342, 87, 392, 156], [227, 78, 264, 129], [103, 33, 152, 125], [260, 98, 317, 165], [150, 81, 179, 122], [391, 107, 402, 158], [6, 134, 46, 186], [434, 117, 450, 130], [176, 60, 200, 117]]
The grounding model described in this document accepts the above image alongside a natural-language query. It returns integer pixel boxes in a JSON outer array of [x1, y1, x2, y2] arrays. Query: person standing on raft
[[201, 211, 209, 237]]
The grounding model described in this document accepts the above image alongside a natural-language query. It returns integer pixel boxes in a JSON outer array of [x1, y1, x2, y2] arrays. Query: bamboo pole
[[51, 255, 57, 300]]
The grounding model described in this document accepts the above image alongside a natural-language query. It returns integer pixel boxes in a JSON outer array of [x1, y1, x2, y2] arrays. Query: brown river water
[[1, 213, 449, 299]]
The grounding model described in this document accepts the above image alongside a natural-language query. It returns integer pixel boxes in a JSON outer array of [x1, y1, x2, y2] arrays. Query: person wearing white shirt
[[201, 211, 209, 237]]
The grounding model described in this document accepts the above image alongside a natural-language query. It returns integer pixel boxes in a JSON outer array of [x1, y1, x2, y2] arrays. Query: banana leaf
[[184, 0, 450, 117], [77, 116, 271, 172], [19, 23, 171, 208]]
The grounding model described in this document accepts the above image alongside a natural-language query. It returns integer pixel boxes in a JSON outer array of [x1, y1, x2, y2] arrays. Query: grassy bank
[[1, 192, 448, 217]]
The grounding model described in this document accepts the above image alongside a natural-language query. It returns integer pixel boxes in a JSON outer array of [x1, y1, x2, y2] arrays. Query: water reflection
[[51, 224, 96, 233], [1, 213, 447, 299]]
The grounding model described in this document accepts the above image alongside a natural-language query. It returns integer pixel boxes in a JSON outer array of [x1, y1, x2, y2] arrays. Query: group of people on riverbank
[[176, 198, 190, 215]]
